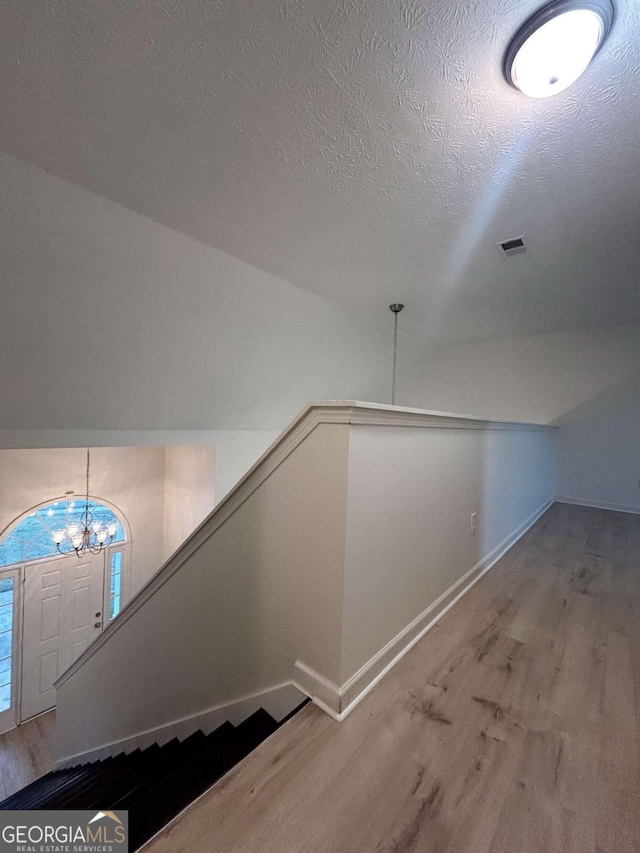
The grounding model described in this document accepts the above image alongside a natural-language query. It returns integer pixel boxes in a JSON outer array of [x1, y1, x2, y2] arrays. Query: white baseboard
[[293, 663, 342, 718], [295, 497, 553, 722], [555, 496, 640, 515], [54, 682, 306, 769]]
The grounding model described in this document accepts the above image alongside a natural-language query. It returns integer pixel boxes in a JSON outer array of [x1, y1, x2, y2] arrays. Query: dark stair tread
[[1, 757, 106, 803], [94, 739, 182, 810], [52, 748, 147, 810], [46, 753, 129, 810], [108, 730, 208, 811], [127, 724, 238, 815], [0, 760, 107, 810], [235, 707, 279, 744], [0, 771, 67, 810], [90, 740, 181, 809], [127, 711, 278, 850], [54, 742, 169, 810], [2, 699, 305, 851], [128, 747, 244, 849]]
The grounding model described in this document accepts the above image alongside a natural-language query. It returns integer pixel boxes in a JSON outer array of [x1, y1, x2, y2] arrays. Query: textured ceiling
[[0, 0, 639, 342]]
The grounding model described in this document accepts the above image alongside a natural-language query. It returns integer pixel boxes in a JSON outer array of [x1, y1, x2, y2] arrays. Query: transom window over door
[[0, 500, 125, 568]]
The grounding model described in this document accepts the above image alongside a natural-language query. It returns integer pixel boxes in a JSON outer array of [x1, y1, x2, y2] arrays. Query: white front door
[[21, 554, 104, 720]]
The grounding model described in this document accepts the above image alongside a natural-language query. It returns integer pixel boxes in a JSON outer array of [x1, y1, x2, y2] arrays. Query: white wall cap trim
[[315, 400, 556, 430], [55, 401, 555, 688]]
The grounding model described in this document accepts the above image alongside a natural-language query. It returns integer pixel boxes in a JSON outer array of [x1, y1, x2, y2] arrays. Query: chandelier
[[52, 448, 117, 557]]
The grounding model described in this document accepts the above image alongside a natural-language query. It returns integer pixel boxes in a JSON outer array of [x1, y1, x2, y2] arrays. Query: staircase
[[0, 702, 308, 850]]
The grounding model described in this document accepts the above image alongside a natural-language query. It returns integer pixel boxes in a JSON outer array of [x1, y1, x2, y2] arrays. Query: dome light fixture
[[504, 0, 614, 98]]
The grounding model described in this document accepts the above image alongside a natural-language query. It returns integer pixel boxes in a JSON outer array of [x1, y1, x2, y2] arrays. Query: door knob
[[95, 612, 101, 617], [94, 622, 102, 628]]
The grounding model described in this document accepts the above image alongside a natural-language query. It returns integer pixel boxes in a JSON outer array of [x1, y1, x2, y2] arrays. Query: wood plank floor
[[0, 710, 55, 801], [145, 503, 640, 853]]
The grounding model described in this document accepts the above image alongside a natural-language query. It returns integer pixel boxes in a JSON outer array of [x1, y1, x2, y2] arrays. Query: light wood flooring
[[0, 710, 56, 801], [145, 503, 640, 853]]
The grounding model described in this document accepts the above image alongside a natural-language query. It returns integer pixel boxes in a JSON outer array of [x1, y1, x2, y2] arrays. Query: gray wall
[[163, 445, 217, 560], [556, 376, 640, 512], [400, 324, 640, 511], [342, 423, 556, 679], [210, 431, 280, 503]]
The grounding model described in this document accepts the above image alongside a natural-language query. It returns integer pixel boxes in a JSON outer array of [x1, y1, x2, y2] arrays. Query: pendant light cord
[[389, 303, 404, 406], [85, 447, 90, 510], [392, 312, 398, 406]]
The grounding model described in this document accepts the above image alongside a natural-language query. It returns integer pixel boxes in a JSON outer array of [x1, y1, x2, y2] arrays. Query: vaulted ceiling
[[1, 0, 638, 344]]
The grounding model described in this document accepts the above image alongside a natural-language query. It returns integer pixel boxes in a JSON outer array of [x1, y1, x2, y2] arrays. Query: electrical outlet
[[471, 512, 477, 535]]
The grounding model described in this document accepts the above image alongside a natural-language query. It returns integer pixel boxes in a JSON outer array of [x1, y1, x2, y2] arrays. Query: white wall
[[0, 429, 275, 506], [55, 422, 351, 761], [0, 447, 166, 597], [0, 427, 283, 526], [0, 153, 420, 434], [556, 377, 640, 512], [342, 424, 555, 680], [163, 446, 217, 560], [400, 324, 640, 511], [54, 404, 556, 762], [400, 324, 640, 424], [0, 430, 223, 450], [210, 431, 280, 503]]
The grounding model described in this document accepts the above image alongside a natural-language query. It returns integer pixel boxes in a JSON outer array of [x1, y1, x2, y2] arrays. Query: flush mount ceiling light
[[504, 0, 614, 98]]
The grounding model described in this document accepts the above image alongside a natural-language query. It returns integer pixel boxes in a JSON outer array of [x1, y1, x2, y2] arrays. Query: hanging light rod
[[504, 0, 614, 99], [389, 303, 404, 406]]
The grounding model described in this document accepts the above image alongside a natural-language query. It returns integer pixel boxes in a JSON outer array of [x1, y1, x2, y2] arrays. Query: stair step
[[235, 707, 279, 746], [77, 743, 167, 811], [2, 760, 106, 811], [127, 715, 276, 850], [103, 739, 181, 810], [53, 749, 147, 810], [0, 701, 305, 851], [109, 730, 207, 812], [47, 753, 129, 809], [0, 770, 62, 810]]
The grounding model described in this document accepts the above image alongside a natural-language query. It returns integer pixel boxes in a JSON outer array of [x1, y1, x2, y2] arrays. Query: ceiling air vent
[[498, 236, 526, 257]]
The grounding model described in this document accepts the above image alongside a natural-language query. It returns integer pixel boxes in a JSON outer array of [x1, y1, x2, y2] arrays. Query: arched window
[[0, 500, 126, 568]]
